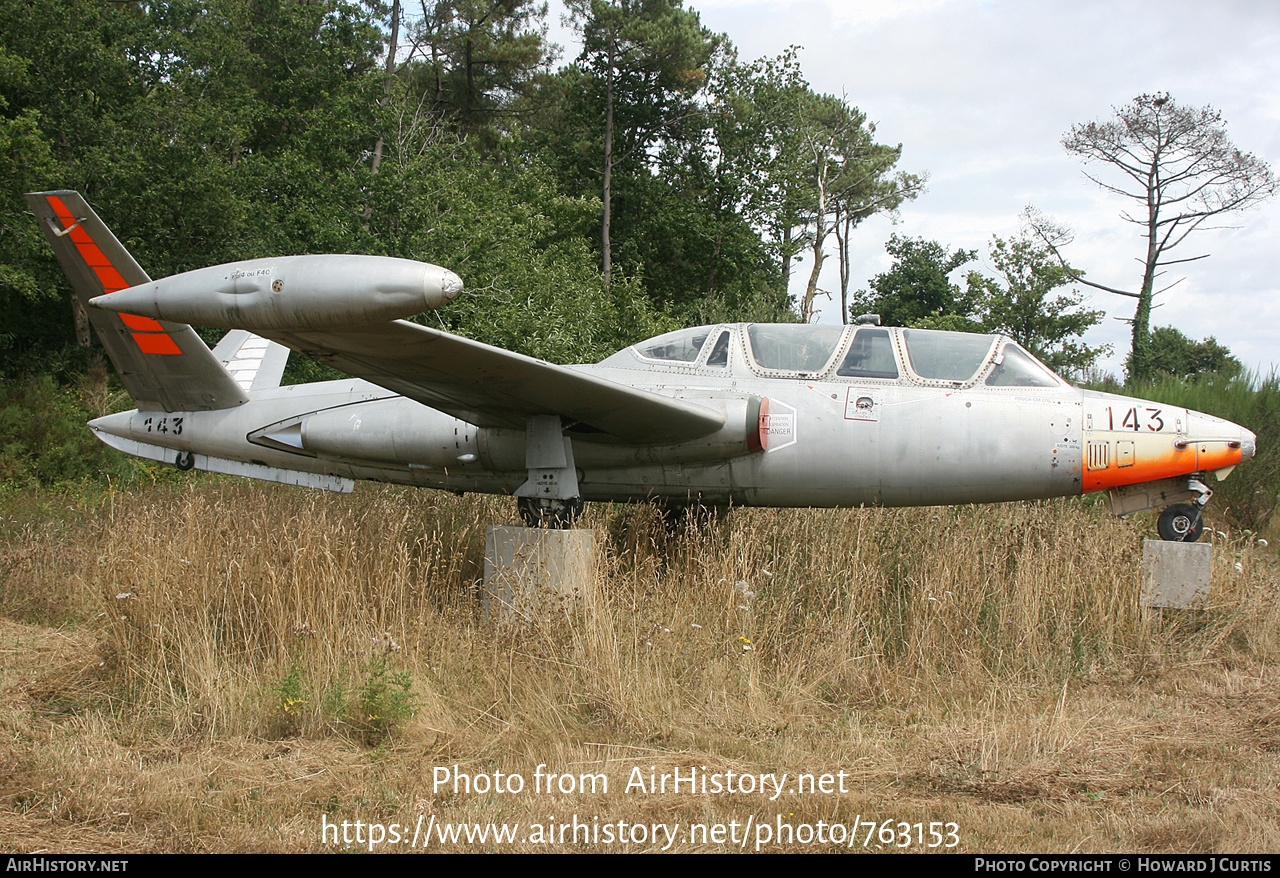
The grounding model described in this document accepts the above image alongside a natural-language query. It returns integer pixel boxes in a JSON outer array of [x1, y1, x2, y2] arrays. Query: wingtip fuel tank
[[89, 254, 463, 331]]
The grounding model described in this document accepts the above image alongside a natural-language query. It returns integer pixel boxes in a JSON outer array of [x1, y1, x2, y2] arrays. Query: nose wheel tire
[[1158, 503, 1204, 542]]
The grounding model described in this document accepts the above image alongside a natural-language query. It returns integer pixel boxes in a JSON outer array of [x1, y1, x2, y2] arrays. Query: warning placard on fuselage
[[844, 388, 882, 422]]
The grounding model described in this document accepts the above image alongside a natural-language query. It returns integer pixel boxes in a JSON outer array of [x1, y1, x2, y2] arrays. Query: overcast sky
[[548, 0, 1280, 377]]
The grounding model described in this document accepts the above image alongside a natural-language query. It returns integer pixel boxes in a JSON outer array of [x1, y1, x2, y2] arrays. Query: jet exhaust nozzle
[[89, 254, 463, 330]]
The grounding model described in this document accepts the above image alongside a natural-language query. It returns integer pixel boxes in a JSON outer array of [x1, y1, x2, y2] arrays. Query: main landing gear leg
[[514, 414, 584, 529], [1157, 477, 1210, 543]]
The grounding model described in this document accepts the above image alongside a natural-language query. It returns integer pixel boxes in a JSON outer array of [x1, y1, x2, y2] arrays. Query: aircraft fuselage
[[88, 323, 1254, 515]]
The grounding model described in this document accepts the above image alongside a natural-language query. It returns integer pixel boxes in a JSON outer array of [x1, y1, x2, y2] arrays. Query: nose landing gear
[[1157, 477, 1211, 542]]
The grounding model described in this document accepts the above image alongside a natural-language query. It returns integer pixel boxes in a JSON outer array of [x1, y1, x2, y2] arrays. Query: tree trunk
[[1129, 267, 1157, 383], [780, 225, 792, 291], [1129, 168, 1162, 383], [801, 162, 829, 323], [705, 231, 722, 297], [801, 239, 825, 323], [363, 0, 400, 227], [601, 42, 615, 290], [368, 0, 400, 177], [72, 294, 91, 348], [835, 205, 851, 324]]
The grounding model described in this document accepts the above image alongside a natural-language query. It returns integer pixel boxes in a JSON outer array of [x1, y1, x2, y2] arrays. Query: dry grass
[[1, 480, 1278, 852]]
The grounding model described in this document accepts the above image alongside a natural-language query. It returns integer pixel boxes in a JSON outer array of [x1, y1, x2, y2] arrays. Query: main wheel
[[517, 497, 584, 529], [1158, 503, 1204, 542]]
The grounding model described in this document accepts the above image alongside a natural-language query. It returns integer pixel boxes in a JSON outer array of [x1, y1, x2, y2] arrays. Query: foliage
[[852, 234, 1108, 378], [1036, 93, 1277, 382], [271, 646, 418, 745], [268, 658, 309, 739], [706, 49, 922, 322], [399, 0, 557, 150], [1147, 325, 1243, 381], [704, 49, 813, 286], [602, 153, 783, 322], [850, 235, 981, 329], [793, 93, 921, 322], [365, 133, 673, 362], [968, 234, 1109, 379], [540, 14, 918, 323], [0, 4, 115, 370], [0, 0, 389, 375], [560, 0, 727, 295], [0, 0, 933, 377], [0, 368, 148, 489]]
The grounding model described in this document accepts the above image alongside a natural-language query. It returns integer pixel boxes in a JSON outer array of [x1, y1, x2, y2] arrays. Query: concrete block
[[483, 526, 597, 623], [1141, 539, 1212, 609]]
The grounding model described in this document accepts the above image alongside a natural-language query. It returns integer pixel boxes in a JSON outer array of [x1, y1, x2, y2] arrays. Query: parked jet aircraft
[[28, 191, 1255, 541]]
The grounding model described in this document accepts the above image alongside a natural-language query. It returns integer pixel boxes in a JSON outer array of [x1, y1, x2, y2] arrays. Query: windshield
[[985, 343, 1063, 387]]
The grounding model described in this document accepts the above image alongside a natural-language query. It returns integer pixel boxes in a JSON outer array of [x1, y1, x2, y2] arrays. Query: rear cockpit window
[[747, 324, 845, 373], [837, 328, 898, 379], [706, 331, 730, 367], [902, 329, 996, 382], [635, 327, 709, 362], [985, 344, 1062, 387]]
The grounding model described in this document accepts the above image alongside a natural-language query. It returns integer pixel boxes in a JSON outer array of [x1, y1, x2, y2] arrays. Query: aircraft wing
[[262, 321, 726, 445]]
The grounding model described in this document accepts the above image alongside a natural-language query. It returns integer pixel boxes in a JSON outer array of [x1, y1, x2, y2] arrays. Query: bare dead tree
[[1030, 93, 1276, 381]]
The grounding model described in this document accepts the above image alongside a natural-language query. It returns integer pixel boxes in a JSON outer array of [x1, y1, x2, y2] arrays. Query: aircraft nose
[[1183, 409, 1253, 473]]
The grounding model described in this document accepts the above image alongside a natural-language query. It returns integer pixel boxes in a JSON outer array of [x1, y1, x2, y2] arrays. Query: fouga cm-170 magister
[[29, 191, 1254, 540]]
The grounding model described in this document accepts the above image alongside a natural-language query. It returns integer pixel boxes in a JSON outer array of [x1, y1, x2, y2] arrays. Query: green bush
[[267, 659, 309, 739], [345, 652, 417, 747], [0, 368, 157, 491]]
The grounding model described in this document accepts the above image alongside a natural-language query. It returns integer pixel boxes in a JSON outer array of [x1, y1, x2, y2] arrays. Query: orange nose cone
[[1185, 410, 1250, 474], [1081, 399, 1253, 493], [1196, 440, 1245, 473]]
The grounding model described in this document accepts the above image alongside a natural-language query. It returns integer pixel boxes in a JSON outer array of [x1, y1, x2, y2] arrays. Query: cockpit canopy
[[605, 323, 1067, 389]]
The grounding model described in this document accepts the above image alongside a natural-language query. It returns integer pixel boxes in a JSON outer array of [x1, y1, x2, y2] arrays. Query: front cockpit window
[[746, 324, 845, 373], [634, 327, 709, 363], [984, 343, 1063, 387], [902, 329, 997, 382], [836, 328, 898, 379]]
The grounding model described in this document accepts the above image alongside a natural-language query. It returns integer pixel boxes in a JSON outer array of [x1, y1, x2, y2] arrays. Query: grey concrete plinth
[[483, 526, 597, 623], [1141, 539, 1212, 609]]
